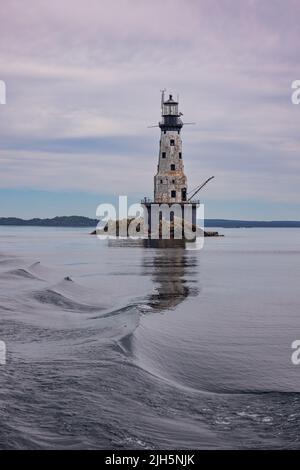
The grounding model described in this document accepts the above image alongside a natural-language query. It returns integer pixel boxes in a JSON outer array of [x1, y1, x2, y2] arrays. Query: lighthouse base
[[141, 202, 201, 241]]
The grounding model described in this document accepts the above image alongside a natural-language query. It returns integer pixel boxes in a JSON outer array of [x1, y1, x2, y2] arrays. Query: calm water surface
[[0, 227, 300, 449]]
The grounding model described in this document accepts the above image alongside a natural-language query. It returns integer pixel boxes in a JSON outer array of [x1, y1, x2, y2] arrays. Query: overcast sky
[[0, 0, 299, 219]]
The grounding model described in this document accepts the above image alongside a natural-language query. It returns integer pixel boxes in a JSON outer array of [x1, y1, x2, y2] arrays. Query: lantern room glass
[[163, 103, 178, 116]]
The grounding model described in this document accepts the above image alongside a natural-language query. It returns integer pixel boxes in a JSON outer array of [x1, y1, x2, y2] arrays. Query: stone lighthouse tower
[[154, 92, 187, 203], [141, 90, 201, 239]]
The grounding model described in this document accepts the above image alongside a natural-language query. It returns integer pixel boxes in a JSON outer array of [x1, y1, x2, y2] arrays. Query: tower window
[[164, 131, 166, 134], [170, 164, 175, 171], [172, 179, 175, 184], [171, 190, 176, 198], [162, 152, 166, 158], [170, 139, 175, 146], [179, 152, 182, 159], [160, 179, 163, 183]]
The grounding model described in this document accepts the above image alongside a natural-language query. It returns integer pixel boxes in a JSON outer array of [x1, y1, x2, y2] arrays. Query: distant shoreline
[[0, 216, 300, 228]]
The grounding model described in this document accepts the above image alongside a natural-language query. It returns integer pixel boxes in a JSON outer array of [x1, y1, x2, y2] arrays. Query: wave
[[0, 267, 43, 281], [28, 261, 62, 282], [32, 289, 103, 312], [0, 260, 57, 282]]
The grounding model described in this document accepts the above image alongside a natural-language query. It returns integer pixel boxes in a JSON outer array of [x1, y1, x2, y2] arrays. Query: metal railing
[[140, 198, 200, 205], [141, 197, 153, 204]]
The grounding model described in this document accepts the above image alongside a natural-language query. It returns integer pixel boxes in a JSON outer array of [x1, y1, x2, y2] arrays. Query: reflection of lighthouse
[[142, 242, 199, 311]]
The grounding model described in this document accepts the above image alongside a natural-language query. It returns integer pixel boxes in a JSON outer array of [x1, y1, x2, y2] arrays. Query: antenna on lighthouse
[[160, 88, 166, 114]]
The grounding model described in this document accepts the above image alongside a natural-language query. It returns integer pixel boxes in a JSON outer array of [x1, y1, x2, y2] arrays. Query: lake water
[[0, 226, 300, 449]]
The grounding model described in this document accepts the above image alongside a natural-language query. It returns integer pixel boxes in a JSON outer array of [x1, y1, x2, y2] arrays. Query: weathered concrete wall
[[154, 129, 187, 203]]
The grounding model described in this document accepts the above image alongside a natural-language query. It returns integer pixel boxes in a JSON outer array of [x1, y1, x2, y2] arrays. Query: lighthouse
[[96, 90, 217, 240], [141, 90, 201, 239], [154, 92, 187, 203]]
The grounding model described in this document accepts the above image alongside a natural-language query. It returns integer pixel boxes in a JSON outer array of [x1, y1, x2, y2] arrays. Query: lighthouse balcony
[[141, 197, 200, 205]]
